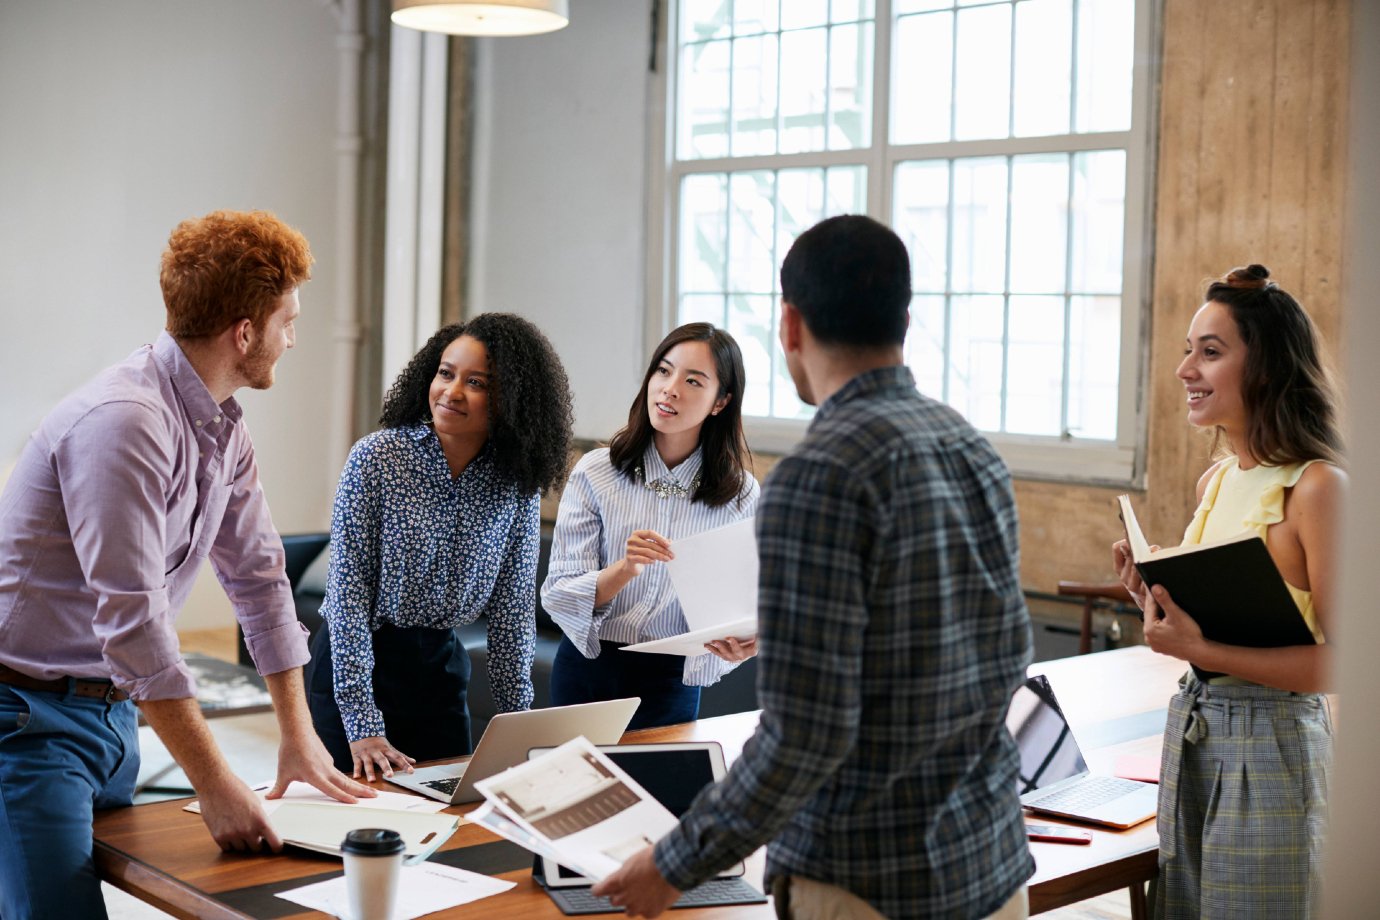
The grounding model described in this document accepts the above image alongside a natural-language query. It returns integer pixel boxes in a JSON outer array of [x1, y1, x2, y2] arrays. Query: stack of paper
[[622, 518, 759, 657], [467, 736, 679, 881]]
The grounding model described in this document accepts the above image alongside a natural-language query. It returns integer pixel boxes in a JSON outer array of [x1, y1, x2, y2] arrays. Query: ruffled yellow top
[[1181, 455, 1326, 644]]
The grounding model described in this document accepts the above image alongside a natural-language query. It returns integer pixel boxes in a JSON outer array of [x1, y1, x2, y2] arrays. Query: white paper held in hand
[[623, 517, 758, 656]]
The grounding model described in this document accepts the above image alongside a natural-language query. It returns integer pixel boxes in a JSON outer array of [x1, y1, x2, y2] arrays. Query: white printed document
[[471, 736, 679, 881], [622, 517, 758, 657], [275, 861, 515, 918], [183, 780, 449, 815]]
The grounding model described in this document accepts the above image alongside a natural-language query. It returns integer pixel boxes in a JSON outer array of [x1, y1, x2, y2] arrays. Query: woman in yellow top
[[1113, 264, 1345, 918]]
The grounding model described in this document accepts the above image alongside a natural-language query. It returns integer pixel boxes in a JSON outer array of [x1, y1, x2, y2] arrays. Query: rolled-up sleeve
[[539, 464, 608, 657], [483, 493, 539, 713], [55, 401, 194, 701], [209, 430, 309, 676], [321, 443, 387, 741]]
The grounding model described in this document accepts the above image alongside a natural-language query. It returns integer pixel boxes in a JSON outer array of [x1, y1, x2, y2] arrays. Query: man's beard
[[237, 338, 277, 390]]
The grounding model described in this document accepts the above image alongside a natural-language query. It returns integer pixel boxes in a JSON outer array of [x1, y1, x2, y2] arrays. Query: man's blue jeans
[[0, 683, 139, 919]]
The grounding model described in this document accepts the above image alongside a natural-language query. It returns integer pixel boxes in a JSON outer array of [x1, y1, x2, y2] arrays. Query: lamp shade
[[391, 0, 569, 36]]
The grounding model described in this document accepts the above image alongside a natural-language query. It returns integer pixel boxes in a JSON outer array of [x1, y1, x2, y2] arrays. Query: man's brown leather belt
[[0, 663, 130, 702]]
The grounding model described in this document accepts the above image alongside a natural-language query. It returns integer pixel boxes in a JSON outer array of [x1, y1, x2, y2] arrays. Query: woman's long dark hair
[[1204, 264, 1343, 466], [379, 313, 575, 495], [607, 323, 751, 508]]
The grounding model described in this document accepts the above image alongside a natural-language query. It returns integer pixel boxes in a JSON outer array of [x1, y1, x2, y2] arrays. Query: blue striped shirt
[[321, 425, 538, 741], [540, 444, 759, 686], [652, 366, 1035, 919]]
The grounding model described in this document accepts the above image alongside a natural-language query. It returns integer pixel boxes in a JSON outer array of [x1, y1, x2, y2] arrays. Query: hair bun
[[1223, 264, 1272, 290]]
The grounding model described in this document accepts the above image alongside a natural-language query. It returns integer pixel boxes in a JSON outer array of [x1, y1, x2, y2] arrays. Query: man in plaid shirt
[[596, 215, 1035, 919]]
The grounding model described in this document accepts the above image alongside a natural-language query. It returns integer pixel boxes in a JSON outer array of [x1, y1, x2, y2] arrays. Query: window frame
[[645, 0, 1161, 486]]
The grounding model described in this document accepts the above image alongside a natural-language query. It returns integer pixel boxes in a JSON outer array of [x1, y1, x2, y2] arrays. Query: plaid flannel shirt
[[653, 366, 1035, 919]]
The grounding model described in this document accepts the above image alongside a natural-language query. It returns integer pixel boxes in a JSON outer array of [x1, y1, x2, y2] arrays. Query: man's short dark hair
[[779, 214, 911, 347]]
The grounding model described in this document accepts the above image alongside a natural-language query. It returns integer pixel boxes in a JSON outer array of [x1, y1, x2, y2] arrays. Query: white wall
[[0, 0, 345, 627], [469, 0, 652, 440]]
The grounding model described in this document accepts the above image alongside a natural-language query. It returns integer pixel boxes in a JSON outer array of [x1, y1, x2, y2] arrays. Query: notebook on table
[[387, 697, 640, 805], [1008, 674, 1159, 829], [527, 742, 768, 915]]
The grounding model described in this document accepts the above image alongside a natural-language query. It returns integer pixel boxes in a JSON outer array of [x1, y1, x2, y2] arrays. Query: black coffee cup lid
[[341, 828, 405, 856]]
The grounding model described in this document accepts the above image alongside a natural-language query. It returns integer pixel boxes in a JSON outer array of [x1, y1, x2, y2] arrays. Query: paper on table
[[274, 861, 515, 918], [182, 781, 448, 815], [623, 518, 758, 657]]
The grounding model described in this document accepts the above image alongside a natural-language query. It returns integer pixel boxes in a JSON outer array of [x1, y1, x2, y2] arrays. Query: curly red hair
[[160, 210, 313, 338]]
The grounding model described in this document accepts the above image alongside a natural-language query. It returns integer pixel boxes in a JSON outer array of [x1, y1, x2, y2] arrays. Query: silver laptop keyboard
[[422, 776, 462, 795], [1029, 774, 1143, 811]]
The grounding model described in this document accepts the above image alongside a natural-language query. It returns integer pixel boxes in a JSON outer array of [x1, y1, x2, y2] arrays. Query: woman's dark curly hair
[[378, 314, 575, 495], [1202, 264, 1343, 466], [607, 323, 751, 508]]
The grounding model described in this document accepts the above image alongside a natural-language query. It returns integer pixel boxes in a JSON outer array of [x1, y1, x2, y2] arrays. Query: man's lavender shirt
[[0, 332, 309, 699]]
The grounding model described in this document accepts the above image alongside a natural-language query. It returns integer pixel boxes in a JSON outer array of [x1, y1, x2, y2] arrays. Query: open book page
[[472, 736, 679, 881], [1116, 494, 1153, 562]]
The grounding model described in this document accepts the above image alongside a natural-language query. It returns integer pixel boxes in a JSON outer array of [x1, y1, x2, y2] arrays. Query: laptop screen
[[1006, 674, 1090, 795]]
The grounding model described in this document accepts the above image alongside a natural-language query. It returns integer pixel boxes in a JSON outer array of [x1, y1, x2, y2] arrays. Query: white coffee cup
[[340, 828, 405, 920]]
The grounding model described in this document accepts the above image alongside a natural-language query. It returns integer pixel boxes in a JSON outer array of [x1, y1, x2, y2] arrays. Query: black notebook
[[1116, 494, 1316, 680]]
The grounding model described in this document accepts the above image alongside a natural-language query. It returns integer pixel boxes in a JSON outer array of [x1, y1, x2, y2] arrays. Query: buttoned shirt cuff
[[242, 620, 311, 676], [342, 704, 388, 742], [120, 658, 199, 702]]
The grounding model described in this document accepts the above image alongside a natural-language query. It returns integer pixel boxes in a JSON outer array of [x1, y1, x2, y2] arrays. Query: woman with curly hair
[[307, 314, 574, 780], [541, 323, 759, 730], [1113, 265, 1345, 917]]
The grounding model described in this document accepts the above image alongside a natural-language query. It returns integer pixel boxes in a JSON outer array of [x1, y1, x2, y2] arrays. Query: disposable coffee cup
[[340, 828, 405, 920]]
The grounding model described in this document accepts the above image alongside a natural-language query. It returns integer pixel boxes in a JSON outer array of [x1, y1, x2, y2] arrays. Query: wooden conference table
[[93, 645, 1185, 919]]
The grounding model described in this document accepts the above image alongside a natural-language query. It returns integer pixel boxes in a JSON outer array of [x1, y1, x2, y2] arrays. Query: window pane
[[953, 4, 1011, 140], [681, 0, 731, 41], [1070, 150, 1126, 293], [948, 294, 1004, 430], [1005, 295, 1065, 435], [829, 22, 874, 150], [679, 174, 728, 293], [1076, 0, 1134, 132], [679, 40, 731, 159], [777, 169, 827, 269], [729, 172, 777, 294], [1008, 154, 1068, 294], [733, 0, 778, 35], [895, 0, 950, 12], [951, 157, 1007, 294], [1067, 295, 1120, 439], [732, 34, 779, 156], [832, 0, 875, 23], [1013, 0, 1072, 137], [893, 160, 950, 294], [891, 12, 953, 144], [729, 293, 775, 416], [680, 293, 728, 327], [782, 0, 829, 31], [780, 28, 829, 153], [824, 164, 867, 215], [907, 294, 947, 399]]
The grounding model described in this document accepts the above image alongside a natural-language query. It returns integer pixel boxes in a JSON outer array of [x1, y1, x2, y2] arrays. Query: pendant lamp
[[391, 0, 569, 36]]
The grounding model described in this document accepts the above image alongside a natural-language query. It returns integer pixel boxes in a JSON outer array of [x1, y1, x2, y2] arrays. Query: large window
[[657, 0, 1155, 481]]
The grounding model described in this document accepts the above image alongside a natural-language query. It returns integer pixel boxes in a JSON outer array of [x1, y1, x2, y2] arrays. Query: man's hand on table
[[267, 728, 375, 803]]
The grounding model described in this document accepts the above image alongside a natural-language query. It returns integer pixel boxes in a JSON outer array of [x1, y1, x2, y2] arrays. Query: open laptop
[[1008, 674, 1159, 829], [527, 742, 767, 915], [387, 698, 640, 805]]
